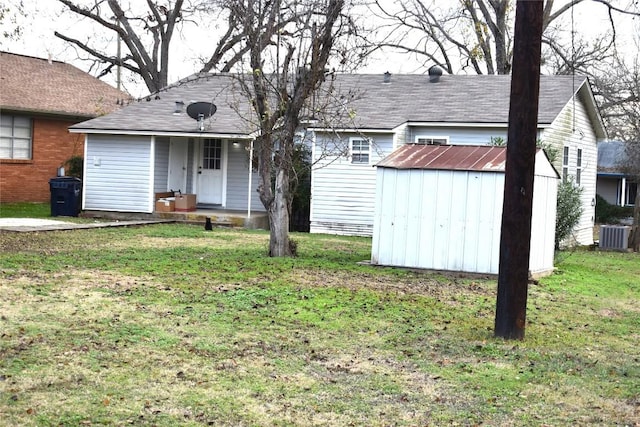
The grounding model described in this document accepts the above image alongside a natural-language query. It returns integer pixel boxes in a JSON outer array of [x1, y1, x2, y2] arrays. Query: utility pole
[[494, 0, 544, 340]]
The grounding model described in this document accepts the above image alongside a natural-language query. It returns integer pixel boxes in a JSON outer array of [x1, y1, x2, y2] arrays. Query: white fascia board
[[308, 128, 395, 133], [403, 121, 552, 130], [69, 128, 253, 140], [404, 121, 506, 128]]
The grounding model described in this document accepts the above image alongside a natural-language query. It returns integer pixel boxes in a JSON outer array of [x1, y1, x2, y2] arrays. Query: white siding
[[408, 126, 507, 145], [84, 135, 153, 212], [154, 136, 170, 192], [541, 94, 598, 245], [225, 140, 265, 212], [310, 132, 394, 236], [596, 177, 620, 206], [371, 158, 558, 275]]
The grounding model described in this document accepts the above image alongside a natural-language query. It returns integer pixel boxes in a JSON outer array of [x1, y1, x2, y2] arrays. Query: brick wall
[[0, 117, 85, 203]]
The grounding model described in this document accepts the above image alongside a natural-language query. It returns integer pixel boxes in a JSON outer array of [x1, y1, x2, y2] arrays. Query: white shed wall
[[371, 169, 504, 274], [83, 134, 153, 212], [371, 161, 557, 275]]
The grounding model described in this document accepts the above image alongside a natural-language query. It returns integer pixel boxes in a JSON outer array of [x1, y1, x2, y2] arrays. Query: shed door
[[197, 139, 223, 204]]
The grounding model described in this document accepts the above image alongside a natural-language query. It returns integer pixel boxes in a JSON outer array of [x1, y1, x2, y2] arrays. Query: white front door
[[197, 139, 224, 204], [168, 139, 188, 193]]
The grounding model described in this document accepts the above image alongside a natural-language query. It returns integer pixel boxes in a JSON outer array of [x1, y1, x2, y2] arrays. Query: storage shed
[[371, 145, 559, 277]]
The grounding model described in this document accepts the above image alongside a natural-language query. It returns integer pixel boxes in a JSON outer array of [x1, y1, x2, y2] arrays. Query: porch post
[[247, 139, 254, 218], [621, 177, 627, 206]]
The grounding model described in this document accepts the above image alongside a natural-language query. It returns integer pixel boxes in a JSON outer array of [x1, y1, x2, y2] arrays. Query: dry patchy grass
[[1, 226, 639, 426]]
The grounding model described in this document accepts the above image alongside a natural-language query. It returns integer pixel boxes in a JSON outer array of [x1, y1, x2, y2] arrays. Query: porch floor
[[82, 208, 269, 230]]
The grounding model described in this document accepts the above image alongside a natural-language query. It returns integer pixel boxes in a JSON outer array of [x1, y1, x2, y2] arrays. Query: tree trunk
[[268, 168, 291, 257], [494, 0, 543, 340], [630, 191, 640, 252]]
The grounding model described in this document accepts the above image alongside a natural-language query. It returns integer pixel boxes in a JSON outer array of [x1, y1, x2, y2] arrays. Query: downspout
[[247, 138, 254, 218]]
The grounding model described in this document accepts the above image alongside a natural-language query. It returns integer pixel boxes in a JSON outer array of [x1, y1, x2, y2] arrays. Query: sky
[[1, 0, 638, 97]]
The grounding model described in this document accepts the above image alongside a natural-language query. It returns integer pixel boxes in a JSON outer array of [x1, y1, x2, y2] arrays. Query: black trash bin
[[49, 177, 82, 217]]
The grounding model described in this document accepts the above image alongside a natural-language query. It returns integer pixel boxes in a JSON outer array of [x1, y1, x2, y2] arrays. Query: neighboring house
[[597, 140, 637, 206], [310, 71, 606, 246], [0, 51, 129, 203], [68, 73, 266, 215], [371, 145, 558, 277]]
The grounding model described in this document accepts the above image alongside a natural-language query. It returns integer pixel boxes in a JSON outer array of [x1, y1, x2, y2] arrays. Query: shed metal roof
[[377, 144, 508, 171], [376, 144, 559, 179]]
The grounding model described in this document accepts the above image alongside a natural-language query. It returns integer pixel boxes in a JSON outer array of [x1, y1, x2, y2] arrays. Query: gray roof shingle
[[597, 140, 628, 174], [69, 72, 593, 135], [0, 51, 130, 118]]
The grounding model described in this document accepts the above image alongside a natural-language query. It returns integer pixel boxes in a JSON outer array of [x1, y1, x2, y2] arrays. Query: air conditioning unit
[[599, 225, 631, 250]]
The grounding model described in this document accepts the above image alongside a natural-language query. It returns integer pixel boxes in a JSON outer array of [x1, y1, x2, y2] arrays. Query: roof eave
[[0, 105, 97, 120], [69, 127, 254, 139], [577, 79, 607, 140]]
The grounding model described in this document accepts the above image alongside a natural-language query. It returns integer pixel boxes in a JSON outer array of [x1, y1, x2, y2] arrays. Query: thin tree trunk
[[268, 168, 291, 256]]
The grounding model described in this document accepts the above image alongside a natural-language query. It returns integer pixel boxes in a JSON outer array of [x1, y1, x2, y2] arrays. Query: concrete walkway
[[0, 218, 173, 232]]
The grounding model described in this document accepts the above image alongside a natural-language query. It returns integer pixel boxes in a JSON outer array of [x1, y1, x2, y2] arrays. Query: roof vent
[[383, 71, 391, 84], [428, 65, 443, 83]]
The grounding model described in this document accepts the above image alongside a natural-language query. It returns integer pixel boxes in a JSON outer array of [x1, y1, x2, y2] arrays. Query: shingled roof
[[0, 51, 130, 118], [597, 140, 629, 175], [71, 73, 255, 136], [68, 71, 604, 138]]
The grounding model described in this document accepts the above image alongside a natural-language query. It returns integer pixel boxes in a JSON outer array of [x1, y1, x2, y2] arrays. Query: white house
[[69, 74, 265, 217], [371, 145, 559, 276], [597, 140, 637, 207], [310, 71, 606, 246], [69, 71, 605, 244]]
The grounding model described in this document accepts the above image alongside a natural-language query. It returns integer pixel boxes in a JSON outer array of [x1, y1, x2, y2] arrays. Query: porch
[[81, 208, 269, 230]]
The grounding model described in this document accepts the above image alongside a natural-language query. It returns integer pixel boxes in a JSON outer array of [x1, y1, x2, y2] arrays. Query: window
[[203, 139, 222, 170], [350, 138, 370, 164], [415, 136, 448, 145], [562, 146, 569, 183], [1, 114, 32, 159], [576, 148, 583, 186]]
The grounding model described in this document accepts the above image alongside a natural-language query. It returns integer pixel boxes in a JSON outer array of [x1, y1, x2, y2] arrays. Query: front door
[[197, 139, 223, 204]]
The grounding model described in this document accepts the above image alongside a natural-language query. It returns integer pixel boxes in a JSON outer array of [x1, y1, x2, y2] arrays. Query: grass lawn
[[0, 203, 50, 218], [0, 225, 638, 426]]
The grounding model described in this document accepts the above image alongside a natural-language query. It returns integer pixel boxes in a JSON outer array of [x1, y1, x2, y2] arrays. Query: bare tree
[[0, 0, 24, 43], [370, 0, 640, 75], [53, 0, 292, 94], [230, 0, 356, 257]]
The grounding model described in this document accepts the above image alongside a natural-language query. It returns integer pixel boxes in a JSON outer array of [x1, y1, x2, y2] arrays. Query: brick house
[[0, 51, 129, 203]]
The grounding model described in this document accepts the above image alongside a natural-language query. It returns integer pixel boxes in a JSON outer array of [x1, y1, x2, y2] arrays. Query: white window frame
[[350, 137, 371, 165], [1, 114, 33, 160], [576, 148, 583, 186], [562, 146, 570, 183], [414, 135, 449, 145]]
